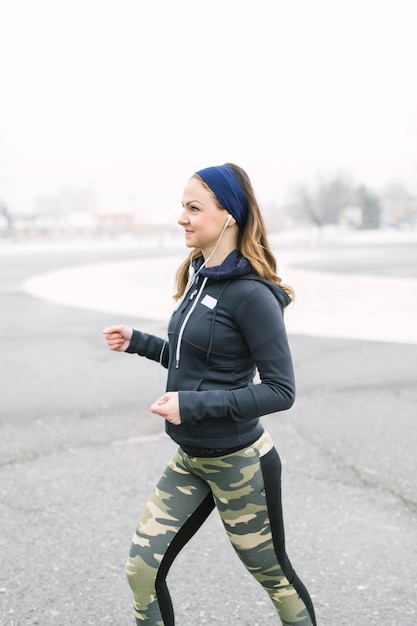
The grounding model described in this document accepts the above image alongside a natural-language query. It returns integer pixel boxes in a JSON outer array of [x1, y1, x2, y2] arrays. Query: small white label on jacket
[[201, 294, 217, 309]]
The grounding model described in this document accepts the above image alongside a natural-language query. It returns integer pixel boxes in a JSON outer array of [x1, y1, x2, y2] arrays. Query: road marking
[[23, 255, 417, 344]]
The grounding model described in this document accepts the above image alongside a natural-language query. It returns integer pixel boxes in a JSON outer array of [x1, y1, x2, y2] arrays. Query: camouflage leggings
[[126, 431, 316, 625]]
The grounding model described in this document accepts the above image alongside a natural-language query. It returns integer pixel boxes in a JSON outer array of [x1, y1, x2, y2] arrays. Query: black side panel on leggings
[[260, 448, 317, 626], [155, 492, 215, 625]]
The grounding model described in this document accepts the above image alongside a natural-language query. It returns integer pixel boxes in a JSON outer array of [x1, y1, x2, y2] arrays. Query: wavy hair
[[174, 163, 293, 301]]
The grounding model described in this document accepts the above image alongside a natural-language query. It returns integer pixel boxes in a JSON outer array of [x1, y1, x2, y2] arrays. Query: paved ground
[[1, 233, 417, 625]]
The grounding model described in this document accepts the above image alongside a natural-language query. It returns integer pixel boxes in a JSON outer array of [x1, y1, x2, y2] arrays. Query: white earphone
[[178, 211, 234, 310]]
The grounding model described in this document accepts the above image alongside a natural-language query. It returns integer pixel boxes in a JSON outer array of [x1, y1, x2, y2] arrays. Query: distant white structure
[[35, 182, 97, 216]]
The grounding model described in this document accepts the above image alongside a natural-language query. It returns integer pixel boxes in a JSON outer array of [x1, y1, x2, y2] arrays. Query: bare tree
[[0, 199, 13, 236], [287, 174, 355, 227]]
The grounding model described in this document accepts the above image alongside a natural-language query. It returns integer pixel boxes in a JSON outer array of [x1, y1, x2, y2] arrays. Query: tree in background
[[354, 185, 381, 229], [287, 174, 355, 227], [284, 174, 417, 231]]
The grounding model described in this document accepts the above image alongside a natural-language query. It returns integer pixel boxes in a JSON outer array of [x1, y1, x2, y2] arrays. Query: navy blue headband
[[195, 164, 248, 227]]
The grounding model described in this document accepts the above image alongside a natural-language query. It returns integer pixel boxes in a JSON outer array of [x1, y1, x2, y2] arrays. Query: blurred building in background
[[0, 182, 172, 240], [1, 174, 416, 242]]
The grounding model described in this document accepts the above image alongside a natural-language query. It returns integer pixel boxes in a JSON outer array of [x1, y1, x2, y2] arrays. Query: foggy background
[[0, 0, 416, 239]]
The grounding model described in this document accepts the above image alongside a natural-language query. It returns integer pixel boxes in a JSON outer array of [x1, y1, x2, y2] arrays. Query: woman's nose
[[178, 209, 188, 225]]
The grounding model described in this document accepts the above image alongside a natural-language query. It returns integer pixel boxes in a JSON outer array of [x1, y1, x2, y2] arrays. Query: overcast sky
[[1, 0, 416, 219]]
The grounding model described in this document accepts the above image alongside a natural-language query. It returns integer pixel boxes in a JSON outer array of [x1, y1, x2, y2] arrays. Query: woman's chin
[[184, 236, 196, 248]]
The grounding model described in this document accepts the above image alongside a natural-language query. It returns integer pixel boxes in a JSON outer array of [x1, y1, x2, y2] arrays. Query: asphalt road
[[1, 238, 416, 625]]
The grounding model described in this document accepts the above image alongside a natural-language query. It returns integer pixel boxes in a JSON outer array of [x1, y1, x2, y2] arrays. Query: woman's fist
[[150, 392, 181, 425], [102, 325, 133, 352]]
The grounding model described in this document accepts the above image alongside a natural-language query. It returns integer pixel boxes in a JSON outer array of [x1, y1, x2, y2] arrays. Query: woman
[[103, 163, 316, 625]]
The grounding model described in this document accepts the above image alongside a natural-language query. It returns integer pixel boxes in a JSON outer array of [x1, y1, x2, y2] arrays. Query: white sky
[[0, 0, 416, 219]]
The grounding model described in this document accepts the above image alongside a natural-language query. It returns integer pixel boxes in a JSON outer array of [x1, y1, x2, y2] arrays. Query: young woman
[[103, 163, 316, 625]]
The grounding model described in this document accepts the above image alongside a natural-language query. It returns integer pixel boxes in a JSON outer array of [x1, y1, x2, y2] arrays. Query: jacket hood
[[193, 249, 291, 309], [193, 249, 253, 280], [255, 277, 292, 310]]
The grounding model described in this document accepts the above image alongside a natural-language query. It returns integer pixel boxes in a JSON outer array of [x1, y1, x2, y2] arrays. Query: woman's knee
[[125, 551, 158, 595]]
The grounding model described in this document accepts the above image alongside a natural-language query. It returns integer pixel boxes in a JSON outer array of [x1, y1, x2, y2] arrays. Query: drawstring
[[175, 277, 208, 368], [206, 281, 230, 363]]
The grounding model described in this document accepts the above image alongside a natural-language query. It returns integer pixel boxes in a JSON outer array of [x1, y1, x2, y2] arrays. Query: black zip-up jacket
[[126, 250, 295, 448]]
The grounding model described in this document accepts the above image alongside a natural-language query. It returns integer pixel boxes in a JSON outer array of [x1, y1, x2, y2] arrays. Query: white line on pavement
[[23, 255, 417, 345]]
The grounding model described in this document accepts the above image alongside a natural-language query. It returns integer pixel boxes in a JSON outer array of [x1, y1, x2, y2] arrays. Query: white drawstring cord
[[175, 277, 208, 368], [172, 215, 231, 367]]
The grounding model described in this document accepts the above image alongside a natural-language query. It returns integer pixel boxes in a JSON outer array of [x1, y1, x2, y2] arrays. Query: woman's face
[[179, 177, 230, 253]]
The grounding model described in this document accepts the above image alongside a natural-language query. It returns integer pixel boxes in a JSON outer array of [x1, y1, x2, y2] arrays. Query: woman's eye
[[191, 206, 199, 212]]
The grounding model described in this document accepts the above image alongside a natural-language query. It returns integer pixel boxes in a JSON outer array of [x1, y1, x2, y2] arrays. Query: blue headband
[[195, 164, 248, 227]]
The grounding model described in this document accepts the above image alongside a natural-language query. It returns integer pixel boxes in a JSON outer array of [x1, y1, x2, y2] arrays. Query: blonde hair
[[174, 163, 293, 301]]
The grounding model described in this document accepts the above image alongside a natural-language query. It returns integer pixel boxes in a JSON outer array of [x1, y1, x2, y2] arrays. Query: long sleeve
[[126, 329, 169, 368], [178, 284, 295, 423]]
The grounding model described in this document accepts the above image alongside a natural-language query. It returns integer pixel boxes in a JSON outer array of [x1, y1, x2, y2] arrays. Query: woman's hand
[[102, 325, 133, 352], [150, 392, 181, 425]]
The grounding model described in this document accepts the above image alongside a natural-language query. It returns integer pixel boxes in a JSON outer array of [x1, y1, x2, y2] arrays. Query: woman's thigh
[[128, 448, 214, 565]]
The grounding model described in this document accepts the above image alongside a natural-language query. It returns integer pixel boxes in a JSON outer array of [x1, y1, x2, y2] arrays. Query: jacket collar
[[193, 249, 253, 280]]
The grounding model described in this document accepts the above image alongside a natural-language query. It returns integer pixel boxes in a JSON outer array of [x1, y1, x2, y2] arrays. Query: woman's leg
[[126, 449, 214, 625], [190, 432, 316, 626]]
